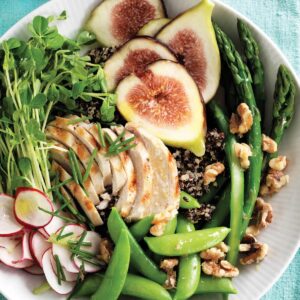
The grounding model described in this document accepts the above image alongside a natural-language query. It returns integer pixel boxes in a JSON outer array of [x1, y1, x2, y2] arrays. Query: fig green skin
[[107, 208, 167, 285], [69, 273, 172, 300], [91, 229, 130, 300], [144, 227, 230, 256], [180, 191, 201, 209], [174, 216, 201, 300], [129, 215, 154, 242]]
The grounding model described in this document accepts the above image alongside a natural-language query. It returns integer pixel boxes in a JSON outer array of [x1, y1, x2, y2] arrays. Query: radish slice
[[14, 187, 54, 228], [52, 224, 85, 273], [0, 194, 23, 236], [13, 231, 33, 263], [30, 231, 51, 267], [24, 263, 44, 275], [44, 215, 65, 236], [42, 248, 75, 295], [38, 228, 50, 239], [50, 256, 77, 282], [73, 231, 102, 273], [0, 236, 34, 269]]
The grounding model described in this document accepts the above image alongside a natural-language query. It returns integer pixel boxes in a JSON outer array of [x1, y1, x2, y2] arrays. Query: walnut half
[[262, 134, 278, 154], [234, 143, 252, 169], [230, 103, 253, 135], [203, 162, 225, 186], [202, 260, 239, 278], [160, 259, 178, 290], [240, 243, 269, 265]]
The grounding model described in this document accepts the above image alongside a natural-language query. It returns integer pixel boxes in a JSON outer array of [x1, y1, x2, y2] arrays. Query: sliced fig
[[156, 0, 220, 103], [137, 18, 170, 36], [104, 37, 177, 92], [85, 0, 166, 47], [116, 60, 206, 156]]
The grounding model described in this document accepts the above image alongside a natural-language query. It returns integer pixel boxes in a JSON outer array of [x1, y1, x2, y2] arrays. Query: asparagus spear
[[237, 19, 266, 124], [207, 100, 244, 266], [262, 65, 296, 173], [213, 23, 263, 246]]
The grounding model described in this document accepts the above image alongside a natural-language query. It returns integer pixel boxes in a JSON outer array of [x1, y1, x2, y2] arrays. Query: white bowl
[[0, 1, 299, 299]]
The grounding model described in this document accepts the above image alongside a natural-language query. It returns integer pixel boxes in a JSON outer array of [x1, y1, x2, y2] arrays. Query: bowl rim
[[0, 0, 299, 299]]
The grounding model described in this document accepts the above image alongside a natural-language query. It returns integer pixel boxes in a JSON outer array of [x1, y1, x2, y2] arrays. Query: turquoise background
[[0, 0, 299, 299]]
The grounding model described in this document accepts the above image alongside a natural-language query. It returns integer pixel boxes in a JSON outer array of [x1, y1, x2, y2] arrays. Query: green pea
[[195, 275, 237, 294], [129, 215, 154, 241], [108, 208, 167, 285], [91, 229, 130, 300], [144, 227, 230, 256], [174, 216, 201, 300], [180, 191, 200, 209]]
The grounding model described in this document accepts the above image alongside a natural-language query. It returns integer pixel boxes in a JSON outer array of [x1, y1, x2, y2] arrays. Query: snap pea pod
[[174, 216, 201, 300], [198, 175, 227, 204], [180, 192, 200, 209], [129, 215, 154, 242], [163, 216, 178, 235], [207, 99, 244, 266], [203, 185, 230, 229], [107, 208, 167, 285], [69, 273, 172, 300], [91, 229, 130, 300], [195, 275, 237, 295], [144, 227, 230, 256]]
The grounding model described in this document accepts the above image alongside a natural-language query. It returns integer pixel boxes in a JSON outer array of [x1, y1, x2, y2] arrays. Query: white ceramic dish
[[0, 0, 299, 299]]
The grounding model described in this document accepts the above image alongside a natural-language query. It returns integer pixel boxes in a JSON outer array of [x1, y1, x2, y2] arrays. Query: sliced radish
[[13, 231, 33, 263], [0, 194, 23, 236], [73, 231, 102, 273], [44, 215, 66, 236], [50, 256, 77, 282], [14, 187, 54, 228], [52, 224, 85, 273], [0, 236, 34, 269], [42, 248, 75, 295], [30, 231, 51, 267], [38, 228, 50, 239], [24, 263, 44, 275]]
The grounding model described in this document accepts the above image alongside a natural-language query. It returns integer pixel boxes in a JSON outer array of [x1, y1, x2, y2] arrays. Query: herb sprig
[[105, 130, 136, 156]]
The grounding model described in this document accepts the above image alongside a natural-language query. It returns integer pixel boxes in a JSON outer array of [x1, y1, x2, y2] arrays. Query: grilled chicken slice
[[49, 142, 100, 205], [46, 126, 105, 195], [60, 186, 77, 209], [49, 116, 112, 186], [111, 126, 137, 218], [101, 128, 127, 195], [126, 123, 180, 236], [51, 161, 103, 226]]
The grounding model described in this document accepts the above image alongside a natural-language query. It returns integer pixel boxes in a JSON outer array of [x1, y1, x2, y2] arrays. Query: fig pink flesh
[[116, 49, 161, 86], [127, 70, 192, 127], [168, 29, 207, 91], [112, 0, 156, 44]]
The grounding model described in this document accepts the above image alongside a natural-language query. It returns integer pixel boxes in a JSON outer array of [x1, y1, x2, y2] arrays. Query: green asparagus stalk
[[213, 23, 263, 242], [262, 65, 296, 173], [207, 100, 244, 266], [237, 19, 266, 123]]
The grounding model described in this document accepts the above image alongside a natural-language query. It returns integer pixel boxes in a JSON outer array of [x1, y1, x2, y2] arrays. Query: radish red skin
[[14, 187, 54, 229]]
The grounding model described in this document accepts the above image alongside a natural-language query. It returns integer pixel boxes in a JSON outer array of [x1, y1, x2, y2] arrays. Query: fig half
[[104, 37, 177, 92], [116, 60, 207, 156], [137, 18, 170, 36], [85, 0, 166, 47], [156, 0, 221, 103]]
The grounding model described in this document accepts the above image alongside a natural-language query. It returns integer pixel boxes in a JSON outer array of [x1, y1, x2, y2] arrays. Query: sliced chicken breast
[[46, 126, 105, 195], [60, 186, 77, 210], [112, 126, 137, 218], [49, 116, 112, 186], [49, 142, 100, 205], [51, 161, 103, 226], [101, 128, 127, 195], [126, 123, 180, 236]]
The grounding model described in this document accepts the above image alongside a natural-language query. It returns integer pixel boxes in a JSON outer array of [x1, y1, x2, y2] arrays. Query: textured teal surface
[[0, 0, 299, 299]]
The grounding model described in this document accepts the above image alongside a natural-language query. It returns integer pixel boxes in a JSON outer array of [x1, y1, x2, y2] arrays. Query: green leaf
[[72, 81, 86, 99], [57, 10, 67, 20], [2, 96, 14, 116], [6, 38, 21, 50], [18, 157, 32, 176], [76, 31, 96, 46], [30, 93, 47, 108], [19, 82, 32, 105], [100, 99, 115, 122], [46, 34, 64, 49], [47, 84, 59, 102], [27, 120, 46, 141], [32, 16, 49, 36], [11, 176, 30, 191]]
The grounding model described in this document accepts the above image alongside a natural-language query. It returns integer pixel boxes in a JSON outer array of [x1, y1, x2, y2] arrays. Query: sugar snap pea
[[129, 215, 154, 241], [91, 229, 130, 300], [180, 192, 200, 209], [69, 273, 172, 300], [144, 227, 230, 256], [195, 275, 237, 294], [107, 208, 167, 284], [174, 216, 201, 300], [162, 216, 178, 235]]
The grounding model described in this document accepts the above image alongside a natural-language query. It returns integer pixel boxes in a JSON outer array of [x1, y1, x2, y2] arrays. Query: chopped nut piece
[[202, 260, 239, 278], [200, 247, 226, 261], [164, 270, 177, 289], [266, 169, 289, 190], [246, 225, 260, 236], [160, 258, 178, 272], [239, 234, 257, 252], [203, 162, 225, 185], [239, 243, 251, 252], [230, 103, 253, 135], [98, 238, 113, 264], [255, 198, 273, 229], [262, 134, 278, 153], [216, 242, 229, 253], [234, 143, 252, 169], [240, 243, 269, 265], [160, 259, 178, 289], [269, 156, 287, 171]]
